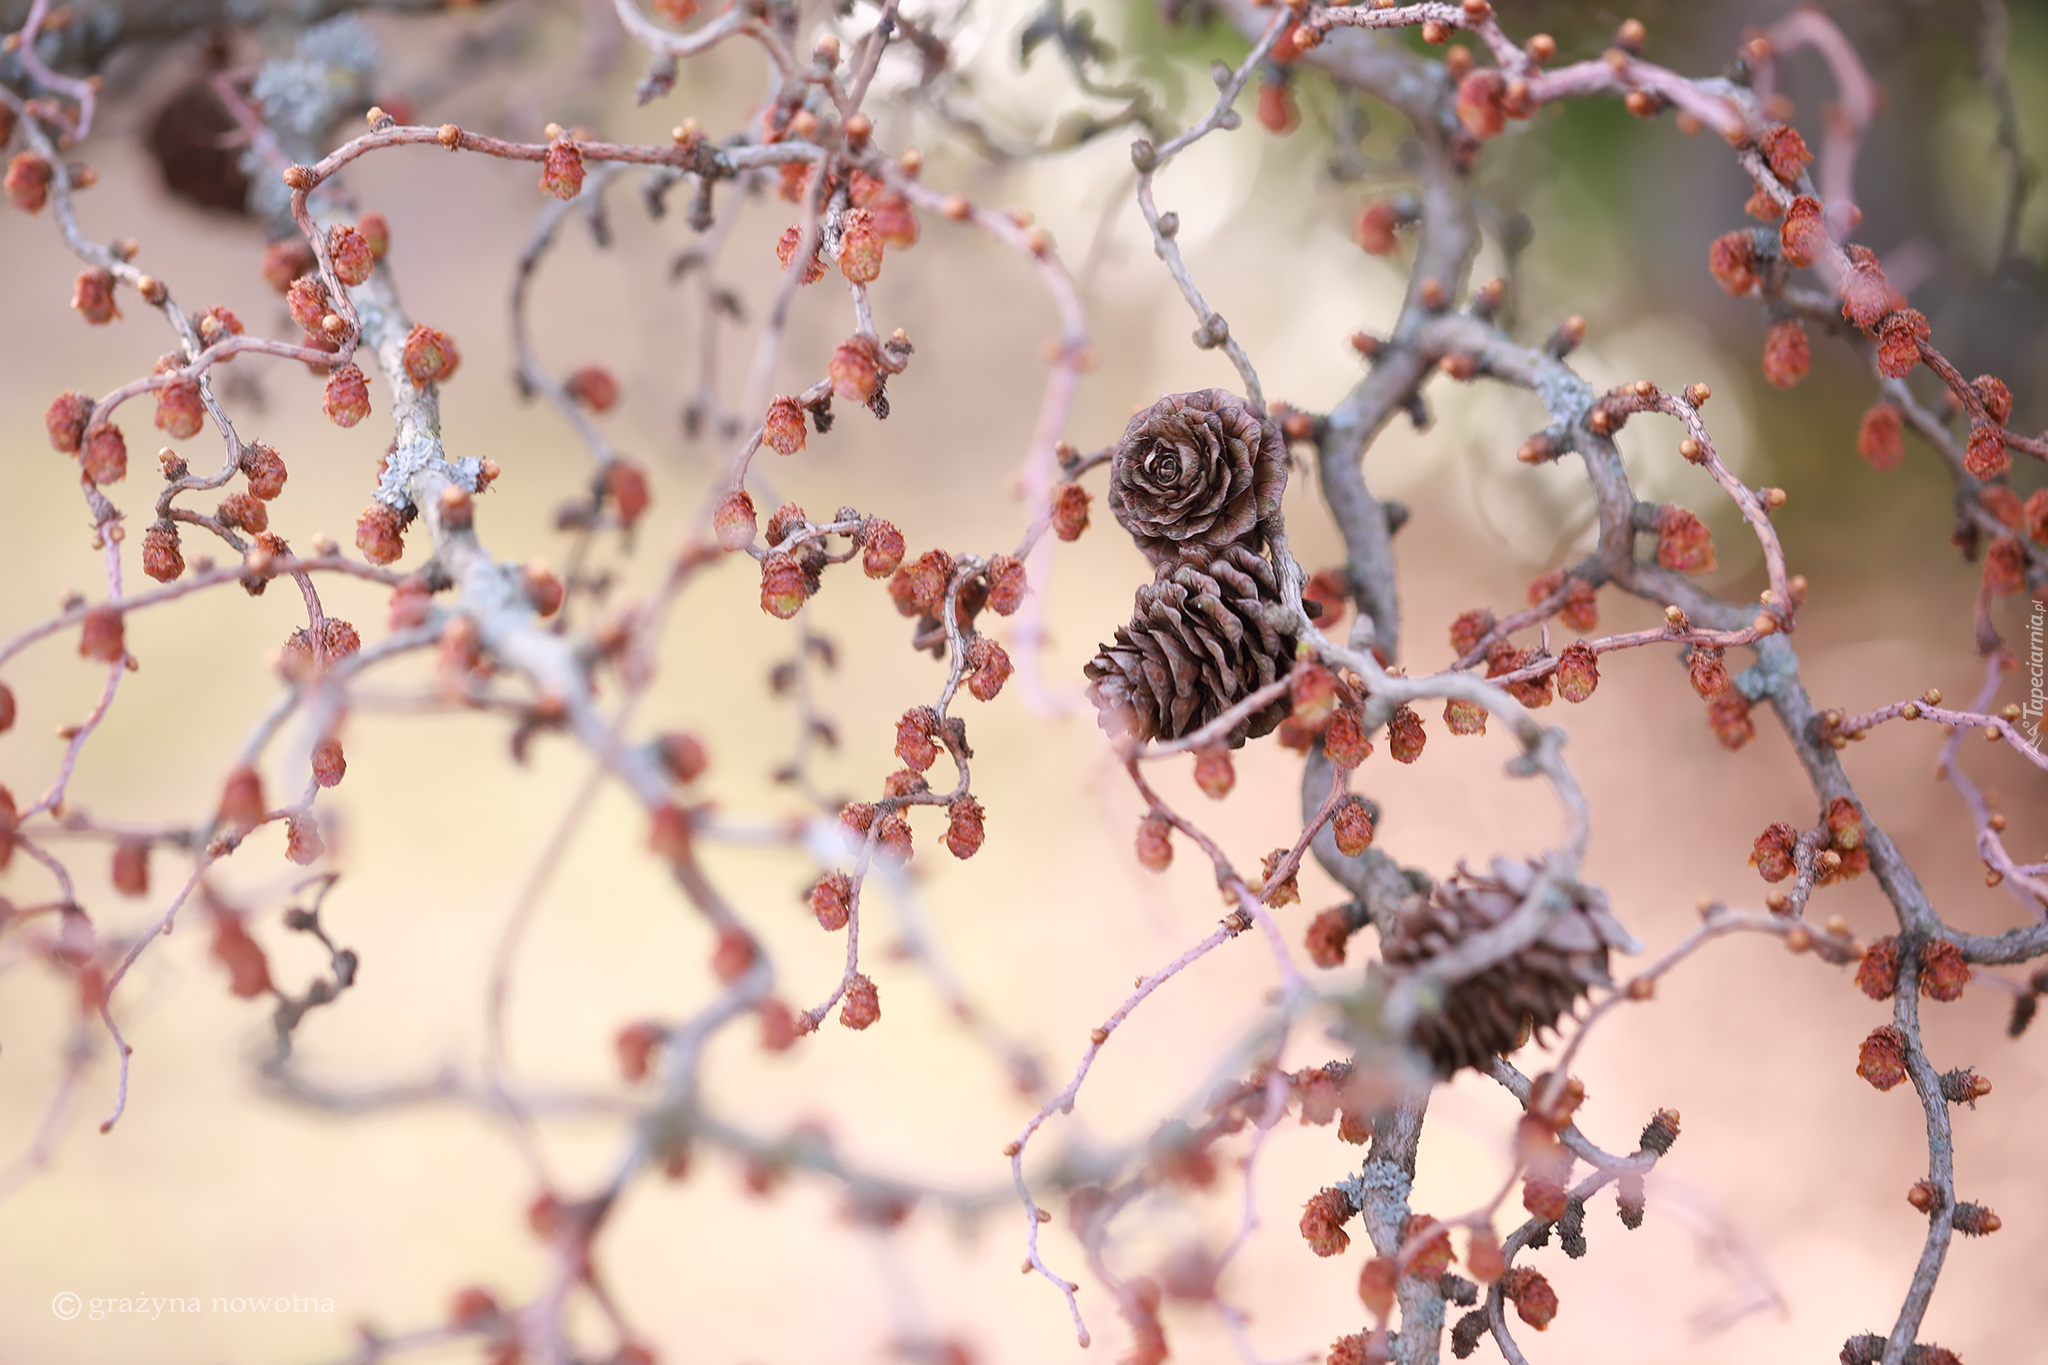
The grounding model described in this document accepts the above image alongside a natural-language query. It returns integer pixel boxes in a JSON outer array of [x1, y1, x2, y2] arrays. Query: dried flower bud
[[1449, 608, 1496, 658], [565, 366, 619, 413], [1970, 374, 2013, 426], [1875, 309, 1929, 380], [763, 396, 806, 454], [402, 324, 460, 386], [321, 225, 373, 288], [1839, 249, 1892, 330], [6, 151, 53, 211], [1761, 319, 1809, 389], [1323, 706, 1372, 767], [1707, 232, 1758, 296], [81, 421, 127, 485], [714, 489, 757, 551], [1256, 79, 1298, 135], [985, 554, 1027, 615], [313, 363, 371, 429], [1193, 747, 1235, 799], [605, 460, 652, 530], [1501, 1266, 1558, 1330], [1050, 481, 1090, 541], [1858, 1025, 1908, 1090], [775, 225, 827, 283], [1856, 402, 1904, 471], [760, 552, 808, 619], [285, 274, 330, 332], [895, 708, 940, 772], [1354, 201, 1401, 255], [1856, 936, 1901, 999], [615, 1021, 664, 1083], [111, 838, 151, 897], [829, 335, 882, 404], [312, 735, 346, 788], [1555, 641, 1599, 702], [1749, 823, 1797, 882], [852, 518, 903, 578], [841, 972, 881, 1030], [147, 376, 204, 440], [1291, 662, 1338, 728], [1300, 1187, 1356, 1258], [1465, 1225, 1505, 1283], [1444, 697, 1487, 735], [1757, 124, 1813, 182], [142, 522, 185, 583], [1919, 939, 1969, 1002], [648, 802, 693, 864], [1332, 797, 1374, 856], [72, 267, 121, 325], [1387, 705, 1426, 762], [1952, 1202, 2001, 1237], [357, 503, 407, 565], [1707, 691, 1754, 750], [1455, 71, 1507, 139], [1655, 505, 1716, 574], [210, 911, 274, 997], [1357, 1256, 1397, 1318], [79, 605, 125, 662], [1685, 645, 1730, 699], [1136, 813, 1173, 872], [968, 637, 1013, 701], [217, 490, 269, 533], [46, 391, 94, 453], [218, 764, 266, 835], [540, 139, 586, 200], [837, 207, 884, 284], [811, 872, 853, 931], [944, 796, 986, 858], [1305, 906, 1354, 968], [1776, 195, 1823, 268], [1966, 423, 2009, 480]]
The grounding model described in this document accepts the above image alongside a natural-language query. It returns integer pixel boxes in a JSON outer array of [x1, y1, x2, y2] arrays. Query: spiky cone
[[1106, 388, 1288, 571], [1376, 859, 1640, 1076], [1084, 541, 1299, 745]]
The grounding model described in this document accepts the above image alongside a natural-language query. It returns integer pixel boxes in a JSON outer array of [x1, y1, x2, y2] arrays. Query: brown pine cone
[[1379, 859, 1638, 1076], [1107, 389, 1288, 570], [1084, 541, 1298, 745]]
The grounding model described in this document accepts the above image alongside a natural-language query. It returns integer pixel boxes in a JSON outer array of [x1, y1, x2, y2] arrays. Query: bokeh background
[[2, 1, 2046, 1362]]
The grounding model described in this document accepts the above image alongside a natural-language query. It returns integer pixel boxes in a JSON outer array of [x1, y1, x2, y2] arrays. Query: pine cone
[[1380, 860, 1639, 1076], [1085, 541, 1298, 745], [1107, 389, 1288, 570]]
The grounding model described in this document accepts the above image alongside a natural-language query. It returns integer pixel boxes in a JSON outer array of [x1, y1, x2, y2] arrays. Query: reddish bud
[[2024, 490, 2048, 546], [150, 377, 205, 440], [1455, 70, 1506, 139], [616, 1021, 665, 1082], [652, 732, 706, 784], [1707, 231, 1758, 296], [713, 489, 757, 551], [1186, 747, 1235, 800], [1857, 937, 1899, 1000], [1655, 505, 1716, 574], [1757, 124, 1813, 182], [1332, 797, 1374, 856], [1448, 607, 1496, 658], [1304, 567, 1350, 627], [838, 207, 884, 284], [81, 421, 127, 485], [540, 140, 586, 199], [218, 765, 266, 835], [1523, 1176, 1569, 1222], [402, 323, 460, 386], [324, 225, 373, 287], [565, 366, 619, 413], [111, 838, 150, 896], [1839, 248, 1891, 330], [763, 396, 806, 454], [1323, 707, 1372, 767], [1824, 797, 1864, 851], [217, 490, 269, 534], [1291, 662, 1338, 728], [1357, 1256, 1397, 1318], [841, 973, 880, 1030], [312, 735, 347, 788], [648, 802, 693, 864], [1858, 1024, 1908, 1090], [1300, 1188, 1356, 1258], [1257, 80, 1299, 135], [1501, 1266, 1558, 1330], [607, 460, 651, 529], [945, 795, 986, 858], [285, 275, 329, 332], [861, 518, 905, 577], [811, 872, 853, 931], [652, 0, 700, 21], [760, 552, 808, 619], [985, 554, 1027, 616], [1555, 640, 1599, 702], [1305, 906, 1353, 968], [1050, 482, 1090, 541], [775, 225, 826, 283], [711, 927, 757, 983], [1761, 319, 1809, 389], [1966, 424, 2009, 480], [142, 523, 185, 583], [1135, 813, 1173, 872], [1444, 697, 1487, 735], [6, 151, 53, 211], [79, 605, 125, 663], [1875, 309, 1929, 379], [357, 503, 407, 565], [72, 267, 121, 325], [1856, 402, 1905, 471], [1707, 691, 1755, 750], [316, 364, 372, 429], [1973, 375, 2013, 425], [46, 391, 93, 453], [1750, 822, 1797, 882], [1466, 1226, 1506, 1283], [1688, 645, 1730, 699], [758, 998, 799, 1051], [1919, 939, 1969, 1002], [449, 1287, 500, 1329], [210, 912, 274, 998], [968, 637, 1012, 701], [829, 335, 882, 404], [1779, 195, 1824, 267], [1354, 201, 1401, 255], [261, 239, 316, 293], [1387, 705, 1426, 763], [895, 708, 940, 772]]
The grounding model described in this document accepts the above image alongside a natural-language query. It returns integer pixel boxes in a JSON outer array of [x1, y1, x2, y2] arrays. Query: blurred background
[[1, 1, 2045, 1362]]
